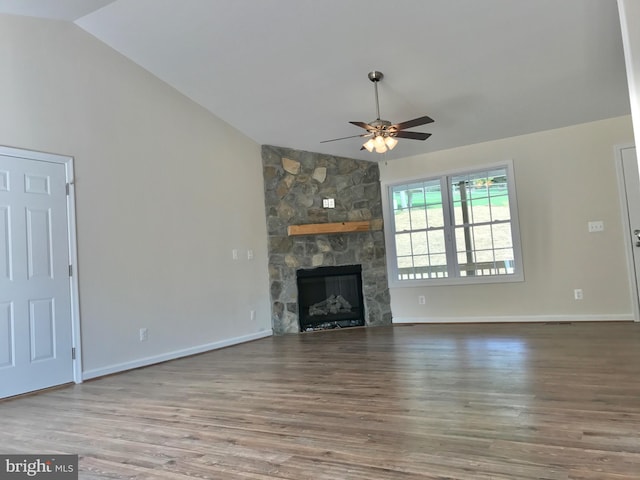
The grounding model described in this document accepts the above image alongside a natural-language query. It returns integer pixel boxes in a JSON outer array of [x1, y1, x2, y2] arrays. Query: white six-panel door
[[0, 153, 74, 398]]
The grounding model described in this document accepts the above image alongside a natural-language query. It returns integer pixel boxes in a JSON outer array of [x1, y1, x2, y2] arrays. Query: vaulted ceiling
[[0, 0, 631, 161]]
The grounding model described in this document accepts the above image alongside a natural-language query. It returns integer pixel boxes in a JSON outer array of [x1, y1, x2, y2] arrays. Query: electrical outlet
[[247, 249, 254, 260], [588, 221, 604, 233], [418, 295, 426, 305], [139, 328, 148, 342], [232, 249, 239, 260], [250, 310, 256, 321], [574, 289, 583, 300]]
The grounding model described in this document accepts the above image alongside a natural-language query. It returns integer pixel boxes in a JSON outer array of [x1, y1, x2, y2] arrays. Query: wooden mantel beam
[[287, 219, 383, 236]]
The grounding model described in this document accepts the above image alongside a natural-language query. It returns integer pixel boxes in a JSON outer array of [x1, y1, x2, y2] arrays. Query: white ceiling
[[0, 0, 631, 161], [0, 0, 115, 21]]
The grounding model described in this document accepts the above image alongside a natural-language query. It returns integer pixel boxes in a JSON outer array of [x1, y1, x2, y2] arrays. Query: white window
[[384, 161, 524, 286]]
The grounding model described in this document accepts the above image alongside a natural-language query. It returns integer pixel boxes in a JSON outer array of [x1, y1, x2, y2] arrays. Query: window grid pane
[[391, 166, 518, 282], [393, 179, 447, 280], [448, 167, 513, 277]]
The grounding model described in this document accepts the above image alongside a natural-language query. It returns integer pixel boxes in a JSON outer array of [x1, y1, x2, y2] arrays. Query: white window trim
[[382, 159, 525, 288]]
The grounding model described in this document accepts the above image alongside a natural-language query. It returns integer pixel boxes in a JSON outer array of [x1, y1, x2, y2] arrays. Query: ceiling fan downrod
[[368, 71, 384, 121]]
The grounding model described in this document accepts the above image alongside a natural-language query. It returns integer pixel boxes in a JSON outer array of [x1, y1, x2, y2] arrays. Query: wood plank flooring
[[1, 322, 640, 479]]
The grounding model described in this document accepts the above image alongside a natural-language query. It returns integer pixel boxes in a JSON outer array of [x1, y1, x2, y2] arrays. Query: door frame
[[615, 143, 640, 322], [0, 145, 83, 383]]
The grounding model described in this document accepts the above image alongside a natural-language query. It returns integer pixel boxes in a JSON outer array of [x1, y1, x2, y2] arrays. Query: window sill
[[388, 272, 525, 288]]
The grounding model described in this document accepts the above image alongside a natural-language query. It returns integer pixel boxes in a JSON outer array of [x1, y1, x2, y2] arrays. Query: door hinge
[[66, 183, 70, 196], [69, 265, 73, 277], [72, 347, 76, 360]]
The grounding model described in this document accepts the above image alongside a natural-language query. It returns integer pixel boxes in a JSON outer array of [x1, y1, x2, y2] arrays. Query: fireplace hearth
[[297, 265, 365, 332]]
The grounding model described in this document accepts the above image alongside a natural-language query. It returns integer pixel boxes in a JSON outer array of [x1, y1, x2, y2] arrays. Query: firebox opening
[[296, 264, 365, 332]]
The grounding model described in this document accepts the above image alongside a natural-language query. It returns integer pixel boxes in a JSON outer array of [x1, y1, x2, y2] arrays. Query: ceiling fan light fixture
[[363, 138, 375, 152], [374, 135, 387, 153], [385, 136, 398, 150]]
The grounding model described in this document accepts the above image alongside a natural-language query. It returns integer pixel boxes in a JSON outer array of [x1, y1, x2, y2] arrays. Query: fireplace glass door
[[296, 265, 365, 331]]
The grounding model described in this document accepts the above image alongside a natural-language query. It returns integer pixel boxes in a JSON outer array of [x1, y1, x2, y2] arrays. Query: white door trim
[[0, 145, 83, 383], [614, 143, 639, 322]]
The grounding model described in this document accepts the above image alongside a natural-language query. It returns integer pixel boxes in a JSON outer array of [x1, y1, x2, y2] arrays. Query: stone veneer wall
[[262, 145, 392, 334]]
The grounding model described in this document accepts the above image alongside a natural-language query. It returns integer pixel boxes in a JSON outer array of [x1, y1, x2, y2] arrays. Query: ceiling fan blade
[[391, 115, 434, 131], [320, 133, 369, 143], [395, 131, 432, 140], [349, 121, 376, 131]]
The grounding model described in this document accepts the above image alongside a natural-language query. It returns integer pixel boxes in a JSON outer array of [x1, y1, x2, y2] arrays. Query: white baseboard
[[392, 314, 635, 324], [81, 329, 273, 381]]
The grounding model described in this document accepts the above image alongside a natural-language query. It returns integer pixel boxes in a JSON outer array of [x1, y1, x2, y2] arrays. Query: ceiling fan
[[321, 71, 434, 153]]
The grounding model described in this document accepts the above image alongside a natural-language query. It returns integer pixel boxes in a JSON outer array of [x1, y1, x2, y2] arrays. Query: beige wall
[[380, 116, 635, 322], [0, 15, 271, 377]]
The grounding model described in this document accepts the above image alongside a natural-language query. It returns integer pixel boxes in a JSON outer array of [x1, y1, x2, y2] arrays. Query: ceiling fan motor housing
[[370, 119, 392, 129], [369, 120, 397, 141]]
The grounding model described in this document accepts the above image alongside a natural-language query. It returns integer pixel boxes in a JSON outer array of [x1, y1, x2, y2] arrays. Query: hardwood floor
[[1, 322, 640, 479]]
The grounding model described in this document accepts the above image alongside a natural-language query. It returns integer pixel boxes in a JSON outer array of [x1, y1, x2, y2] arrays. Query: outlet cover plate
[[588, 221, 604, 233]]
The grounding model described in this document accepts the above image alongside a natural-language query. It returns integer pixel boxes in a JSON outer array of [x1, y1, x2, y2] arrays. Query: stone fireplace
[[262, 145, 392, 334]]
